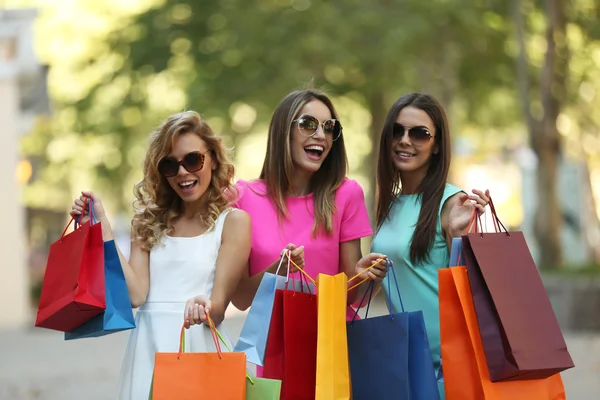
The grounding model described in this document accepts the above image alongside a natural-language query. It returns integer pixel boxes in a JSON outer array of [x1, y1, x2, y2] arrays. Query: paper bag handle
[[347, 258, 386, 292], [59, 197, 97, 240]]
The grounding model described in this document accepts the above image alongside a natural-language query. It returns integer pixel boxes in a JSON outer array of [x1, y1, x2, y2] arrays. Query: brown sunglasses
[[393, 123, 434, 143], [157, 151, 208, 178]]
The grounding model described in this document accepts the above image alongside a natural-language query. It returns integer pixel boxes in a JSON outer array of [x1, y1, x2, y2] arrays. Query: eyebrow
[[394, 123, 432, 130]]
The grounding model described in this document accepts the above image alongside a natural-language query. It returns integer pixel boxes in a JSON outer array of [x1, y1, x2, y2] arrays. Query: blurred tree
[[22, 0, 600, 268], [60, 0, 516, 210], [513, 0, 583, 268]]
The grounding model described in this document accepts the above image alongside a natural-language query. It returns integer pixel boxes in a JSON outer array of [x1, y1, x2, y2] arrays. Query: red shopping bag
[[263, 273, 318, 399], [35, 205, 105, 332], [462, 199, 574, 381]]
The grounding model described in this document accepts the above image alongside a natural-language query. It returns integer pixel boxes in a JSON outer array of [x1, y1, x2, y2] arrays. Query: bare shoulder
[[223, 209, 251, 233]]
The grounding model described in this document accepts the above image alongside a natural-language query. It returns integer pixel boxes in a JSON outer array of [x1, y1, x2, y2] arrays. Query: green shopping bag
[[215, 324, 282, 400], [246, 377, 282, 400]]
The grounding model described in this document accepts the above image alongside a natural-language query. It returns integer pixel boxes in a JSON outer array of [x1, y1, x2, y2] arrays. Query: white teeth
[[179, 181, 196, 187], [305, 145, 324, 151], [397, 152, 415, 157]]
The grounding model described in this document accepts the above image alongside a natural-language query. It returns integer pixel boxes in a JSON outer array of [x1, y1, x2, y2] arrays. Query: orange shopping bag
[[439, 266, 566, 400], [150, 315, 247, 400]]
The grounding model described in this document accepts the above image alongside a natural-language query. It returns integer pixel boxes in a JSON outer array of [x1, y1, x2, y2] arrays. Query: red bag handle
[[59, 197, 95, 240], [488, 195, 509, 236]]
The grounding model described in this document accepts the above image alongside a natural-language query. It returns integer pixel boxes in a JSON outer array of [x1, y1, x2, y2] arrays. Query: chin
[[299, 161, 323, 174], [393, 161, 422, 173]]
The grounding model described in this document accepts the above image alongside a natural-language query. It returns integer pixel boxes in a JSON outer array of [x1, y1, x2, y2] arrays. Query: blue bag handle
[[74, 197, 97, 229], [350, 280, 375, 325], [350, 259, 405, 324], [386, 258, 405, 314]]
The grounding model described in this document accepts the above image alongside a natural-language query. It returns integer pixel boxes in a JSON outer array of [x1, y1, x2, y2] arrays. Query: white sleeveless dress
[[116, 210, 234, 400]]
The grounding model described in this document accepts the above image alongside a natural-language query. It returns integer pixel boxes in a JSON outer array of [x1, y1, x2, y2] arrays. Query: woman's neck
[[288, 169, 313, 197], [399, 169, 427, 195], [181, 196, 209, 218]]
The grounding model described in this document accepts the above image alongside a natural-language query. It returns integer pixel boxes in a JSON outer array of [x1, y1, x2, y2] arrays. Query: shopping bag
[[216, 325, 283, 400], [246, 377, 282, 400], [449, 210, 477, 268], [463, 201, 574, 381], [151, 316, 247, 400], [234, 273, 286, 365], [234, 252, 291, 366], [347, 262, 440, 400], [65, 240, 135, 339], [439, 266, 567, 399], [35, 201, 105, 332], [263, 271, 318, 399], [218, 325, 282, 400], [315, 272, 350, 399], [449, 237, 463, 267]]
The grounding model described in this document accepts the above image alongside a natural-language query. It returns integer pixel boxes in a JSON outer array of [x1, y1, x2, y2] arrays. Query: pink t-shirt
[[235, 178, 373, 280]]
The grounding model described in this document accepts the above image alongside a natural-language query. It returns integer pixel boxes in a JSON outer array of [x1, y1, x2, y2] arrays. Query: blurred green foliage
[[8, 0, 600, 268]]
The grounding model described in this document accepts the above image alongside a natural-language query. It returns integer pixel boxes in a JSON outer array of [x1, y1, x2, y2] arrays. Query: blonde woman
[[70, 111, 251, 399]]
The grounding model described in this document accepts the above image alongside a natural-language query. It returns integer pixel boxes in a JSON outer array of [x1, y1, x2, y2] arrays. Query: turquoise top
[[372, 184, 462, 398]]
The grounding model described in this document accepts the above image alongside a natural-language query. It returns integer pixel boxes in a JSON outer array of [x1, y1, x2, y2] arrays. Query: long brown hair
[[259, 89, 348, 236], [132, 111, 236, 250], [375, 93, 451, 263]]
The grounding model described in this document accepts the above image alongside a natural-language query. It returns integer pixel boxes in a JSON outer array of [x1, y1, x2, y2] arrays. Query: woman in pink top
[[231, 89, 388, 313]]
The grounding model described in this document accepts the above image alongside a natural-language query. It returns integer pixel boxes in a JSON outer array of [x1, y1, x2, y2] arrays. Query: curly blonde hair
[[131, 111, 236, 251]]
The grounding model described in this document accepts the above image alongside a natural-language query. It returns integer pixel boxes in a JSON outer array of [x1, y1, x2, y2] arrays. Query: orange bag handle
[[346, 258, 386, 292], [177, 314, 222, 359], [206, 314, 255, 384], [288, 258, 317, 286], [289, 253, 387, 293], [176, 315, 255, 383]]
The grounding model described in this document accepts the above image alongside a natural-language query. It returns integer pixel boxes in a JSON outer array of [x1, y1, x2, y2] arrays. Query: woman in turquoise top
[[371, 93, 489, 398]]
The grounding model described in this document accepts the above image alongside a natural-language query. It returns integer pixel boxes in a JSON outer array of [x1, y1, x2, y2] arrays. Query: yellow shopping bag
[[315, 272, 351, 399]]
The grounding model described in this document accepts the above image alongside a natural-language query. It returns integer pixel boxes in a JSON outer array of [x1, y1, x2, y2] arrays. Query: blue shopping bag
[[450, 237, 463, 266], [407, 310, 441, 399], [234, 253, 314, 366], [347, 261, 440, 400], [234, 272, 288, 365], [64, 240, 135, 340]]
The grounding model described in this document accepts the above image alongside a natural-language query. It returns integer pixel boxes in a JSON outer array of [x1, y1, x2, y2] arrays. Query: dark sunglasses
[[157, 151, 207, 178], [393, 123, 434, 143], [293, 114, 342, 141]]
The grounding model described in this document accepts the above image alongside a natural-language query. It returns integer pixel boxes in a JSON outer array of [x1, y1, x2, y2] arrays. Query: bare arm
[[440, 193, 464, 250], [205, 210, 252, 325]]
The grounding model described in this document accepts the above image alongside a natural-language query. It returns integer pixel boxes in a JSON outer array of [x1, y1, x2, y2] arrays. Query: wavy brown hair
[[375, 93, 451, 264], [131, 111, 236, 250], [259, 89, 348, 236]]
